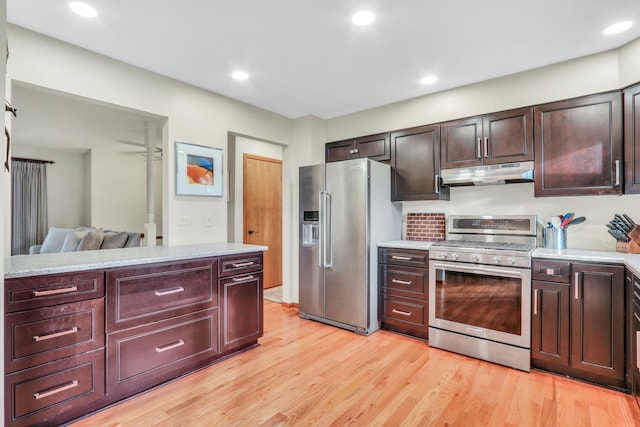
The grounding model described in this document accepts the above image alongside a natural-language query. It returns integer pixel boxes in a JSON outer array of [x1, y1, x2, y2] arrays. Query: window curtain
[[11, 159, 48, 255]]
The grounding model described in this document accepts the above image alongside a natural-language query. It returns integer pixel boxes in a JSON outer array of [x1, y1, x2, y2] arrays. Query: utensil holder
[[543, 228, 567, 249], [616, 240, 640, 254]]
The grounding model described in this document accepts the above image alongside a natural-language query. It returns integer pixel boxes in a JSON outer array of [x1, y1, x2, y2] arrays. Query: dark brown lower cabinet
[[378, 248, 429, 339], [628, 270, 640, 408], [219, 273, 263, 353], [532, 260, 625, 389], [5, 349, 105, 427]]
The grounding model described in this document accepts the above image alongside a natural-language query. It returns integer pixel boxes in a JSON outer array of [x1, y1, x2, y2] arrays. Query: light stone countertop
[[378, 240, 640, 277], [5, 242, 268, 279]]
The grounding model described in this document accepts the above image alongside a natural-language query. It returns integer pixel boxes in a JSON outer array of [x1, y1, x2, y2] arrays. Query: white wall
[[11, 146, 85, 229], [321, 40, 640, 251], [89, 149, 147, 232], [6, 24, 294, 247]]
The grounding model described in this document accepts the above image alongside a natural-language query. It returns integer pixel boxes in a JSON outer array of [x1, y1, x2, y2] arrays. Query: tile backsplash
[[405, 213, 445, 241]]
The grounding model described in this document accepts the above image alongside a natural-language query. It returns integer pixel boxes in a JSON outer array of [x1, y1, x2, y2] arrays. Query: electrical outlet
[[178, 215, 192, 226], [205, 213, 213, 227]]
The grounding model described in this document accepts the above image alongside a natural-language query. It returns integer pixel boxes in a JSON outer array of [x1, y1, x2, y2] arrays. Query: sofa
[[29, 226, 142, 254]]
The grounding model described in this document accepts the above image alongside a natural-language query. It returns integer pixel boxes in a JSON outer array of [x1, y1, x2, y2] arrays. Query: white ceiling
[[7, 0, 640, 119]]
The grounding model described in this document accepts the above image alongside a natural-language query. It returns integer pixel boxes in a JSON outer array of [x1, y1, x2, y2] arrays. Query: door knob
[[248, 229, 257, 235]]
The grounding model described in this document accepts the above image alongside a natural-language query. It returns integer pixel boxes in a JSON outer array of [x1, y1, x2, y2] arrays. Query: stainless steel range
[[428, 215, 537, 371]]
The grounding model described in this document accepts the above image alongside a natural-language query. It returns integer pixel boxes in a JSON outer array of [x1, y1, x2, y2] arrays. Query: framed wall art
[[175, 141, 223, 196]]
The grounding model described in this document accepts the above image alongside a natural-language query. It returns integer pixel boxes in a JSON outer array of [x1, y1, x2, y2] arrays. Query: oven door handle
[[430, 261, 523, 279]]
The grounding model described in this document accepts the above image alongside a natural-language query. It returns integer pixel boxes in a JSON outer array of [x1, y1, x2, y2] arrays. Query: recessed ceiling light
[[352, 11, 375, 26], [69, 2, 98, 18], [603, 21, 633, 35], [232, 71, 249, 81], [420, 75, 438, 85]]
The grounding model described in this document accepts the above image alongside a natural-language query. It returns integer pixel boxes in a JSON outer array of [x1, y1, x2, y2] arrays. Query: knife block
[[616, 240, 640, 254]]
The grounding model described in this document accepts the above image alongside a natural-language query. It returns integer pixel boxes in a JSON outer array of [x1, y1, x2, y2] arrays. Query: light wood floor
[[72, 301, 640, 427]]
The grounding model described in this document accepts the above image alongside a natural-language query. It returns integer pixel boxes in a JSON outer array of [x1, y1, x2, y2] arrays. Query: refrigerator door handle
[[325, 191, 333, 267], [319, 191, 325, 267]]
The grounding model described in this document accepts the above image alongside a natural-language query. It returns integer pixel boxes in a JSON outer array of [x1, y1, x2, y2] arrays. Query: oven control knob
[[506, 257, 516, 265], [493, 255, 502, 264], [451, 252, 459, 261], [470, 254, 480, 263], [438, 252, 448, 260]]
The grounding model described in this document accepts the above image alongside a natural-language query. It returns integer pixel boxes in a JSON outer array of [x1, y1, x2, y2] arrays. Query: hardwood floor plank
[[71, 301, 640, 427]]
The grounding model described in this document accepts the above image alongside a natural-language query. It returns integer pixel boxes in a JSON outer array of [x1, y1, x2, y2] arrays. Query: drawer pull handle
[[231, 261, 254, 268], [232, 275, 255, 282], [391, 279, 412, 285], [391, 256, 412, 261], [33, 380, 79, 400], [33, 286, 78, 297], [156, 339, 185, 353], [544, 268, 556, 275], [533, 289, 538, 316], [154, 287, 185, 296], [637, 331, 640, 371], [33, 327, 79, 342], [392, 308, 412, 317], [574, 272, 580, 300]]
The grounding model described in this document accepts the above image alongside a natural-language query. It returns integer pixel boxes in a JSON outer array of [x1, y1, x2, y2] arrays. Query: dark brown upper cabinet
[[325, 132, 390, 163], [624, 83, 640, 194], [390, 124, 449, 201], [440, 107, 533, 169], [534, 91, 623, 197]]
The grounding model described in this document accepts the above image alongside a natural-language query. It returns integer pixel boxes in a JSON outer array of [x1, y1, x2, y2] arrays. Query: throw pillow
[[60, 230, 88, 252], [40, 227, 72, 253], [101, 231, 129, 249], [78, 228, 105, 251]]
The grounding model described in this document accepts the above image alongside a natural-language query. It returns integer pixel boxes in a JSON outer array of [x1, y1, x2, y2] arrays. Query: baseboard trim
[[281, 302, 298, 310]]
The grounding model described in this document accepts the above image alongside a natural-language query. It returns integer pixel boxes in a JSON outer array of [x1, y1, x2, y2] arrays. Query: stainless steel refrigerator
[[299, 158, 401, 334]]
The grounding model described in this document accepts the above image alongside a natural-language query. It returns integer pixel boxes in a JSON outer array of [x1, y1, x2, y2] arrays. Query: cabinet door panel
[[441, 117, 483, 168], [571, 263, 624, 384], [219, 273, 263, 353], [6, 299, 104, 373], [535, 92, 623, 196], [106, 258, 216, 332], [483, 107, 533, 164], [356, 133, 390, 162], [391, 125, 448, 201], [624, 84, 640, 194], [325, 140, 354, 163], [531, 281, 569, 367]]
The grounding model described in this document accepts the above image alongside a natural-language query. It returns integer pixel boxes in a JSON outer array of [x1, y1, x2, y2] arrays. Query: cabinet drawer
[[533, 260, 571, 283], [5, 349, 105, 427], [5, 270, 104, 313], [107, 308, 218, 398], [5, 299, 104, 374], [219, 252, 263, 277], [379, 265, 428, 300], [381, 294, 429, 339], [106, 258, 216, 332], [378, 248, 429, 268]]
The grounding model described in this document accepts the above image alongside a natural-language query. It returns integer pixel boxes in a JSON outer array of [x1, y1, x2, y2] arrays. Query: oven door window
[[434, 268, 522, 335]]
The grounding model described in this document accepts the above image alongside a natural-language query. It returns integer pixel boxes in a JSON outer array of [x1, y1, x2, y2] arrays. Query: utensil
[[623, 214, 637, 227], [608, 229, 622, 241], [551, 216, 562, 229], [568, 216, 586, 226], [614, 214, 633, 231]]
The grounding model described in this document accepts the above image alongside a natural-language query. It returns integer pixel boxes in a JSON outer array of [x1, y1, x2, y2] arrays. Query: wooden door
[[571, 263, 625, 387], [483, 107, 533, 165], [243, 154, 282, 289], [624, 83, 640, 194], [531, 280, 570, 368], [534, 91, 623, 196], [440, 116, 483, 169], [390, 124, 449, 201]]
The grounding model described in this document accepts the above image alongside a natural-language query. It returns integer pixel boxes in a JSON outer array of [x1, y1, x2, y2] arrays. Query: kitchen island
[[4, 242, 266, 427]]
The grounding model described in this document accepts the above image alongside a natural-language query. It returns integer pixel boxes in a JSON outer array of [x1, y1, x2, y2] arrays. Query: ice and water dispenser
[[302, 210, 320, 246]]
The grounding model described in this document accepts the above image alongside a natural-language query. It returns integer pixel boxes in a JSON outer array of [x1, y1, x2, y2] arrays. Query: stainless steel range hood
[[441, 161, 534, 186]]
